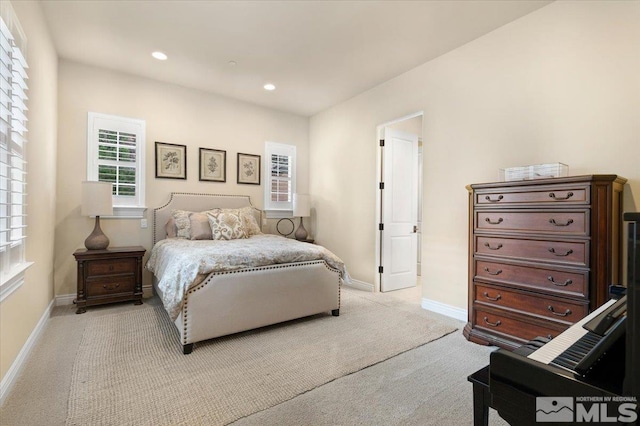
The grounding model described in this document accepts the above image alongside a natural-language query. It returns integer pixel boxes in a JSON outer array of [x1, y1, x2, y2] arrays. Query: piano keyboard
[[528, 298, 617, 367]]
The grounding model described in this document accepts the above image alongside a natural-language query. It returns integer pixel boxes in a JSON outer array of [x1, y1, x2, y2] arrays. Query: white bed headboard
[[152, 193, 261, 245]]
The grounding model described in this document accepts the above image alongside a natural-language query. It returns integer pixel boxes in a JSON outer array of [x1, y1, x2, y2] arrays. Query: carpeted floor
[[0, 286, 509, 425]]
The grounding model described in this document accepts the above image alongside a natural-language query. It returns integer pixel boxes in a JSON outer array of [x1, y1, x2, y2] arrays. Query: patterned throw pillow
[[206, 210, 248, 240], [170, 210, 191, 239], [238, 206, 262, 236]]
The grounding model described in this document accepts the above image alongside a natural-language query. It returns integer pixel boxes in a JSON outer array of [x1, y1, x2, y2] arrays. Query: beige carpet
[[65, 288, 456, 426]]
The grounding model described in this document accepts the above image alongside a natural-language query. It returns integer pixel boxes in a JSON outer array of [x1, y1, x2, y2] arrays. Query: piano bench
[[468, 365, 491, 426]]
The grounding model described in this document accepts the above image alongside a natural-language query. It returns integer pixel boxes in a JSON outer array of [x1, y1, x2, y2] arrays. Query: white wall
[[309, 1, 640, 309], [55, 61, 309, 297], [1, 1, 58, 383]]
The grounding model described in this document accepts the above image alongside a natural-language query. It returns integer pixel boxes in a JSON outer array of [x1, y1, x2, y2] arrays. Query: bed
[[147, 193, 344, 354]]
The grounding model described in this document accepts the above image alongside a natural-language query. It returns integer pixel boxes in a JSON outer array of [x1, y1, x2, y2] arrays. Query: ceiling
[[41, 1, 551, 117]]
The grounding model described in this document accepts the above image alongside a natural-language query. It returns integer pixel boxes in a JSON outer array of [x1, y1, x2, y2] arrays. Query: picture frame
[[155, 142, 186, 179], [199, 148, 226, 182], [237, 153, 261, 185]]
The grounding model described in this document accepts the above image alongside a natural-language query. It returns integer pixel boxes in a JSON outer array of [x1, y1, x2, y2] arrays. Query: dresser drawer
[[476, 236, 589, 267], [86, 276, 135, 297], [473, 308, 564, 342], [86, 258, 136, 277], [475, 259, 588, 298], [476, 210, 588, 236], [475, 184, 589, 206], [474, 283, 589, 324]]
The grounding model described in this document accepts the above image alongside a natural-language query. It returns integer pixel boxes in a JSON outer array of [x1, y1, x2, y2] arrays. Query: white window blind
[[87, 113, 146, 217], [0, 8, 30, 291], [264, 142, 296, 214]]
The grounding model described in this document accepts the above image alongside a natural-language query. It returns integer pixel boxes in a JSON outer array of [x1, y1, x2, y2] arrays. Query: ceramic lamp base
[[85, 216, 110, 250], [294, 218, 308, 241]]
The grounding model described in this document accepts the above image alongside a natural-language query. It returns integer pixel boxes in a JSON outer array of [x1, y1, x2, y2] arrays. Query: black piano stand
[[468, 365, 492, 426]]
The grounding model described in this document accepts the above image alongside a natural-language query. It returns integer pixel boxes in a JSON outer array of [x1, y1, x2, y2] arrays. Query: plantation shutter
[[97, 128, 137, 198], [264, 142, 296, 213], [0, 15, 28, 253]]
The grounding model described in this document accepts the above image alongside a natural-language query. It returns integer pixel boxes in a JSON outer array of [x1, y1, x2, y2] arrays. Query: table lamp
[[293, 193, 310, 241], [81, 181, 113, 250]]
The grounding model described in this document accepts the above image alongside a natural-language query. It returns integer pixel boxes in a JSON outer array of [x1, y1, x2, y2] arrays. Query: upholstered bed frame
[[152, 193, 341, 354]]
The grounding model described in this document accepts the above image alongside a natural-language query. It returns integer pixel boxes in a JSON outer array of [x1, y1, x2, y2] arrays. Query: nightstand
[[73, 246, 146, 314]]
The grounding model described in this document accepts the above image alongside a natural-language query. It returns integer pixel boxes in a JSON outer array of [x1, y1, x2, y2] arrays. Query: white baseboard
[[55, 293, 75, 306], [421, 298, 467, 322], [345, 279, 374, 292], [0, 298, 54, 406]]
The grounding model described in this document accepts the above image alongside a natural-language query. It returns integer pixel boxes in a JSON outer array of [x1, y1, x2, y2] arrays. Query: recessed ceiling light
[[263, 83, 276, 91], [228, 60, 237, 66], [151, 51, 168, 61]]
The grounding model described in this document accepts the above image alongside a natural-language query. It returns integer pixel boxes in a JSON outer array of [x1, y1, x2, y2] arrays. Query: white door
[[380, 128, 419, 292]]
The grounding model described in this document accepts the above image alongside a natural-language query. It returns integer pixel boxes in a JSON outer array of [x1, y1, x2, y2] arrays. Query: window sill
[[265, 210, 293, 219], [0, 261, 34, 302], [106, 206, 147, 219]]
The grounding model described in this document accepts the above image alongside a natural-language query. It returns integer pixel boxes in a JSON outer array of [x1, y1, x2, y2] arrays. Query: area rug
[[65, 288, 456, 425]]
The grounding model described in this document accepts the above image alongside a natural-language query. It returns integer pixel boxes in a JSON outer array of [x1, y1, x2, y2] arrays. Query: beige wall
[[55, 61, 310, 297], [309, 1, 640, 309], [1, 1, 58, 381]]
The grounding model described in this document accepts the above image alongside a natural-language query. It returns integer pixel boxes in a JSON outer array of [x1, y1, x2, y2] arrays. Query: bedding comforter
[[146, 234, 349, 320]]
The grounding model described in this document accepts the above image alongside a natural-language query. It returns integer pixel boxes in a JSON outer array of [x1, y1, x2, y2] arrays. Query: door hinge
[[379, 182, 384, 190], [378, 266, 384, 273], [379, 139, 385, 147], [379, 223, 384, 231]]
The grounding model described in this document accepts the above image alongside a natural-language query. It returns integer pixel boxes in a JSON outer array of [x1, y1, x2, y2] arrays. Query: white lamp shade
[[81, 181, 113, 217], [293, 193, 310, 217]]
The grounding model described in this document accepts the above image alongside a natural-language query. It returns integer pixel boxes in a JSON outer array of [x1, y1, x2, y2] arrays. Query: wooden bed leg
[[332, 309, 340, 317], [183, 343, 194, 355]]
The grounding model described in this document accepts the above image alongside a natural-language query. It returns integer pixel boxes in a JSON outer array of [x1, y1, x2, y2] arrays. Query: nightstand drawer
[[86, 276, 135, 297], [87, 258, 136, 277]]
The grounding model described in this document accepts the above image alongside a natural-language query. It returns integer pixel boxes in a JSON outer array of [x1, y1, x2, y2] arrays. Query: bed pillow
[[238, 206, 262, 236], [170, 210, 192, 239], [206, 210, 248, 240], [165, 217, 178, 238], [188, 211, 213, 240]]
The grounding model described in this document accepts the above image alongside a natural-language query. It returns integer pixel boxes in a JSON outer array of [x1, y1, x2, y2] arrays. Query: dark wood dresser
[[73, 246, 146, 314], [463, 175, 626, 350]]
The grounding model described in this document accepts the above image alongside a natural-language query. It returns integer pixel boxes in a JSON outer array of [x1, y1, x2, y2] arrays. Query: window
[[87, 112, 146, 218], [263, 142, 296, 216], [0, 5, 32, 298]]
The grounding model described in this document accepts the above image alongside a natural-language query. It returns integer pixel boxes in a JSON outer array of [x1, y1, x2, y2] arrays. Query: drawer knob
[[102, 283, 121, 290], [547, 276, 573, 286], [548, 191, 574, 200], [482, 291, 502, 302], [483, 317, 502, 327], [548, 247, 573, 257], [549, 218, 574, 227], [484, 242, 503, 250], [484, 217, 503, 225], [483, 267, 503, 276], [548, 305, 572, 317], [485, 195, 503, 203]]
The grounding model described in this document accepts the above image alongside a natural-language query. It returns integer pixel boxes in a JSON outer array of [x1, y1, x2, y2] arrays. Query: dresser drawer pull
[[548, 247, 573, 257], [483, 317, 502, 327], [548, 191, 574, 200], [548, 218, 574, 227], [484, 195, 503, 203], [483, 267, 503, 276], [484, 217, 503, 225], [484, 242, 503, 250], [482, 292, 502, 302], [547, 276, 573, 286], [102, 283, 121, 291], [547, 306, 572, 317]]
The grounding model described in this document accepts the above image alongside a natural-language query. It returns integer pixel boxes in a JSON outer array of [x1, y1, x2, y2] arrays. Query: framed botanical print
[[237, 153, 261, 185], [155, 142, 186, 179], [199, 148, 226, 182]]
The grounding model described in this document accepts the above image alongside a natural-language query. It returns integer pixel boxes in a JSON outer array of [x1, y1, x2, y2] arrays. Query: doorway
[[375, 113, 423, 293]]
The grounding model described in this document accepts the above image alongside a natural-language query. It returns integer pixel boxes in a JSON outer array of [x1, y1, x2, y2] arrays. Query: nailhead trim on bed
[[180, 260, 342, 345]]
